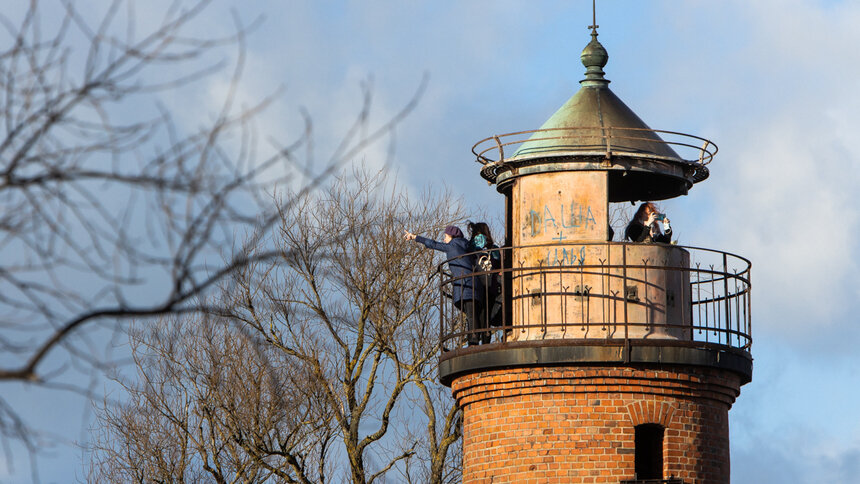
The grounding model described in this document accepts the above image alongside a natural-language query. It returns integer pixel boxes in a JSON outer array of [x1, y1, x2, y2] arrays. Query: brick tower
[[437, 23, 752, 484]]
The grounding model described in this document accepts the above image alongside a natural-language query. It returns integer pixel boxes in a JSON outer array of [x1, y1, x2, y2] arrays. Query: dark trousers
[[455, 298, 489, 344]]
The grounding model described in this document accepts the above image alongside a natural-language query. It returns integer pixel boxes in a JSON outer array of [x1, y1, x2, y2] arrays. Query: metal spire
[[580, 0, 609, 86], [588, 0, 598, 34]]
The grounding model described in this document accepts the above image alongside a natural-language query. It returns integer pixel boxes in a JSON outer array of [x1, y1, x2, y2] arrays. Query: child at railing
[[468, 222, 502, 338]]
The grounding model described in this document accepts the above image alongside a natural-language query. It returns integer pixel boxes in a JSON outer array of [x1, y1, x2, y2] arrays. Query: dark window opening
[[635, 423, 664, 480]]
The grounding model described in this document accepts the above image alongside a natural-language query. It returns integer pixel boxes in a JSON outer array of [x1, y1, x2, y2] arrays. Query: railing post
[[602, 126, 613, 167], [501, 247, 507, 339], [540, 260, 547, 334], [734, 269, 741, 348], [695, 263, 702, 338], [470, 273, 477, 343], [483, 251, 489, 344], [746, 269, 752, 348], [438, 267, 445, 351], [642, 258, 650, 331], [493, 135, 504, 162], [519, 260, 526, 334], [559, 260, 567, 335], [687, 263, 694, 341], [709, 264, 717, 343], [600, 253, 607, 333], [622, 245, 630, 362], [723, 253, 731, 346], [579, 256, 586, 332]]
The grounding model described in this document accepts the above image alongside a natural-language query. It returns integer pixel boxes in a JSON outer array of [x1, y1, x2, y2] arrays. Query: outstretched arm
[[414, 235, 448, 252], [405, 229, 453, 253]]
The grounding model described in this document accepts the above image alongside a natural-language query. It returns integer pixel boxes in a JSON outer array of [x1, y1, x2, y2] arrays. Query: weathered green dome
[[497, 28, 708, 202], [513, 29, 681, 163]]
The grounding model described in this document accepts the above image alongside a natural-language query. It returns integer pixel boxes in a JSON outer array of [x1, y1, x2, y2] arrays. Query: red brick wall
[[451, 366, 742, 484]]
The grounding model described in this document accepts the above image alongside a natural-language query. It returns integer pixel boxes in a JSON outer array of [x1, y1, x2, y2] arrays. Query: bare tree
[[228, 169, 463, 483], [0, 0, 423, 474], [405, 378, 462, 484], [89, 315, 334, 483], [89, 168, 463, 483], [609, 201, 634, 241]]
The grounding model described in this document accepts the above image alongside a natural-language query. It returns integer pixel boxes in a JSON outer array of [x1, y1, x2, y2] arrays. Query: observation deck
[[436, 242, 752, 386]]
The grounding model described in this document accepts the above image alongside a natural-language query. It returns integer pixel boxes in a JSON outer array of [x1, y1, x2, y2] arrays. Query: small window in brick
[[634, 423, 663, 480]]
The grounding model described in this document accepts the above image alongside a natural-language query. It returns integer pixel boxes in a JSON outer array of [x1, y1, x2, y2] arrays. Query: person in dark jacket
[[467, 222, 502, 342], [405, 225, 484, 345], [625, 202, 672, 243]]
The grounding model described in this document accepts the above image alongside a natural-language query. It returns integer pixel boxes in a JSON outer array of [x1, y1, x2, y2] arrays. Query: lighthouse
[[437, 22, 752, 484]]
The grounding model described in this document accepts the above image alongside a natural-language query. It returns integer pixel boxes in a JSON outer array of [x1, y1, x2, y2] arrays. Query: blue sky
[[5, 1, 860, 482]]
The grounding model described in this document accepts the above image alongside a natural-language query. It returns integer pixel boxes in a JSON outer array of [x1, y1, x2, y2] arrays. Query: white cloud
[[716, 118, 860, 336], [634, 0, 860, 345]]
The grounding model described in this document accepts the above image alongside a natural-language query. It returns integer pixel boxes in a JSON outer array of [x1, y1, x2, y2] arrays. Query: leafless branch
[[0, 0, 426, 475]]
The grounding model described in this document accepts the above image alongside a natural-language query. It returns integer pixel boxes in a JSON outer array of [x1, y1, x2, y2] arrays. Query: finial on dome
[[580, 0, 609, 86]]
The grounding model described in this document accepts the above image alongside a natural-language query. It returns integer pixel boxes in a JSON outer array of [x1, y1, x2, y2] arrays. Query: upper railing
[[472, 127, 717, 183], [437, 241, 751, 354]]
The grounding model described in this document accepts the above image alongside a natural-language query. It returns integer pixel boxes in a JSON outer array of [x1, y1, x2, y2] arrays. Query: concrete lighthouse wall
[[508, 170, 692, 341], [512, 171, 608, 245]]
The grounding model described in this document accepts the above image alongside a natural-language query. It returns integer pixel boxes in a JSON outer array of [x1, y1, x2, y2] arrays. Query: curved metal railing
[[472, 127, 717, 183], [437, 241, 750, 353]]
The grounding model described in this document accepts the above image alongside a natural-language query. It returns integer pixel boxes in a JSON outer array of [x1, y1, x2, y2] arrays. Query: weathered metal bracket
[[625, 285, 639, 302]]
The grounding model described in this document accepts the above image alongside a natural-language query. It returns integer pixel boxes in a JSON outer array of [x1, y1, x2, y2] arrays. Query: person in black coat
[[467, 222, 501, 341], [405, 225, 484, 345], [625, 202, 672, 243]]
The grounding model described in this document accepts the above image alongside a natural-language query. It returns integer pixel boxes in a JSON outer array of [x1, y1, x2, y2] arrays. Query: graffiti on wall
[[546, 246, 587, 266], [527, 202, 597, 238]]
